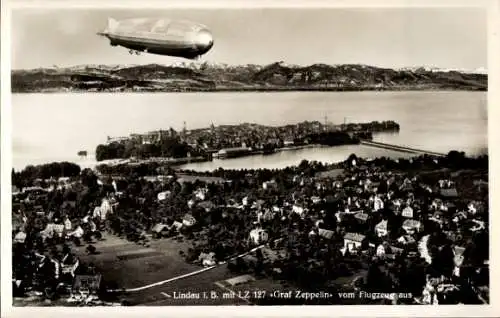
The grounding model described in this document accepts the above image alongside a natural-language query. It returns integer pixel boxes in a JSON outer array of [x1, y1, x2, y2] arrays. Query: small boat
[[77, 150, 88, 157]]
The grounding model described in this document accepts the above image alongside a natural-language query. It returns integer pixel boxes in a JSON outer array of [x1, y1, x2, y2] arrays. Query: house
[[397, 235, 416, 245], [252, 199, 266, 210], [198, 201, 215, 213], [335, 212, 346, 223], [61, 254, 80, 277], [194, 188, 208, 201], [375, 220, 389, 237], [387, 245, 404, 257], [225, 274, 256, 287], [343, 232, 366, 253], [373, 196, 384, 212], [242, 196, 250, 206], [376, 243, 390, 257], [151, 223, 169, 238], [262, 180, 278, 190], [318, 228, 335, 240], [402, 219, 422, 234], [13, 231, 27, 244], [438, 179, 454, 188], [72, 274, 102, 296], [366, 182, 380, 193], [157, 191, 170, 202], [354, 212, 369, 224], [452, 246, 466, 277], [172, 221, 184, 231], [392, 199, 404, 212], [333, 181, 343, 189], [68, 226, 84, 241], [400, 183, 414, 192], [440, 188, 458, 198], [311, 196, 322, 205], [198, 252, 216, 267], [292, 204, 306, 217], [430, 198, 449, 212], [249, 228, 269, 245], [376, 243, 403, 258], [92, 206, 102, 220], [64, 217, 72, 231], [40, 223, 55, 240], [261, 209, 275, 222], [182, 214, 197, 227], [52, 223, 65, 238], [401, 206, 414, 218]]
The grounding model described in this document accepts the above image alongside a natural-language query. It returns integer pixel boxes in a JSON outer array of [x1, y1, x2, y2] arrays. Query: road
[[100, 237, 285, 305]]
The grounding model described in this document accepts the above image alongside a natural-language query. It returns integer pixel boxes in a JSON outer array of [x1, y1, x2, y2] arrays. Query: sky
[[11, 7, 487, 70]]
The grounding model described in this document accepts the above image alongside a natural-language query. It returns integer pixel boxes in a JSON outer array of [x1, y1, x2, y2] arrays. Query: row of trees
[[12, 162, 81, 189], [95, 137, 200, 162]]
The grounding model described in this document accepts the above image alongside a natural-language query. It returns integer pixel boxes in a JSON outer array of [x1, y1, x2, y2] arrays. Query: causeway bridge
[[359, 139, 447, 157]]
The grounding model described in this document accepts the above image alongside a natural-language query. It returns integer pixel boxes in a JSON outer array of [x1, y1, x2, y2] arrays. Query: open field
[[73, 233, 299, 305], [74, 233, 255, 305], [75, 233, 200, 290]]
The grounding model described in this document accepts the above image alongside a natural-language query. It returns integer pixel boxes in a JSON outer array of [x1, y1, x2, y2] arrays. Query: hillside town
[[11, 149, 489, 305]]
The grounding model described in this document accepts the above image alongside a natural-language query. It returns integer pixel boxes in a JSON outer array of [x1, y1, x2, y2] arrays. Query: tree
[[366, 261, 389, 292], [81, 168, 98, 189], [431, 244, 455, 277]]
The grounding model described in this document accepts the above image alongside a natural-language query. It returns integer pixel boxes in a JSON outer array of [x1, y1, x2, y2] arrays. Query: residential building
[[402, 206, 414, 218], [72, 274, 102, 296], [375, 220, 389, 237], [182, 214, 197, 227], [249, 228, 269, 245], [373, 196, 384, 212], [343, 232, 366, 253], [402, 219, 422, 235], [263, 180, 278, 190], [452, 246, 466, 277]]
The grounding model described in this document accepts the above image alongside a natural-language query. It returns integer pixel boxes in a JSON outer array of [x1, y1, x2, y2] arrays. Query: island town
[[11, 120, 489, 306], [94, 120, 400, 163]]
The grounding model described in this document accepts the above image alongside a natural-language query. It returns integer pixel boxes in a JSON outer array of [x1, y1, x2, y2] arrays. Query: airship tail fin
[[107, 17, 120, 32]]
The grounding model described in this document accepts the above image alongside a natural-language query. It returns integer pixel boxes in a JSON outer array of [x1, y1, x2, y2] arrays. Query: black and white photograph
[[2, 0, 498, 315]]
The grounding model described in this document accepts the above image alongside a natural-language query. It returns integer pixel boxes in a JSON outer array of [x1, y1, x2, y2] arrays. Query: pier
[[359, 139, 446, 157]]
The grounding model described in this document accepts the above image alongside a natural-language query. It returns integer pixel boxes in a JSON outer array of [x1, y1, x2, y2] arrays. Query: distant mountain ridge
[[11, 61, 488, 93]]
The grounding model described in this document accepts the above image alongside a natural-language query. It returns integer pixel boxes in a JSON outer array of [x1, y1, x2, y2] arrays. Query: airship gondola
[[97, 17, 214, 60]]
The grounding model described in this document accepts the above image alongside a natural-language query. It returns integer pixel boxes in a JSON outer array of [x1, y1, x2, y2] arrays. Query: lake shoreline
[[13, 91, 487, 171], [12, 87, 487, 94]]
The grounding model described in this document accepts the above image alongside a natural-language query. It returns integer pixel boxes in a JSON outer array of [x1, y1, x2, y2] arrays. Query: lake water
[[12, 91, 487, 171]]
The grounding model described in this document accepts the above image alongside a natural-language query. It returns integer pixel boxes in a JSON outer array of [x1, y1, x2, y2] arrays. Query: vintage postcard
[[1, 0, 499, 317]]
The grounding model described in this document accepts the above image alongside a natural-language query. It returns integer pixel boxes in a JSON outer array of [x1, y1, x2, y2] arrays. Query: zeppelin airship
[[97, 17, 214, 59]]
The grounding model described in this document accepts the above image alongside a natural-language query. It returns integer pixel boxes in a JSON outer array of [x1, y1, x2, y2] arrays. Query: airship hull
[[107, 34, 202, 59], [98, 17, 214, 59]]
